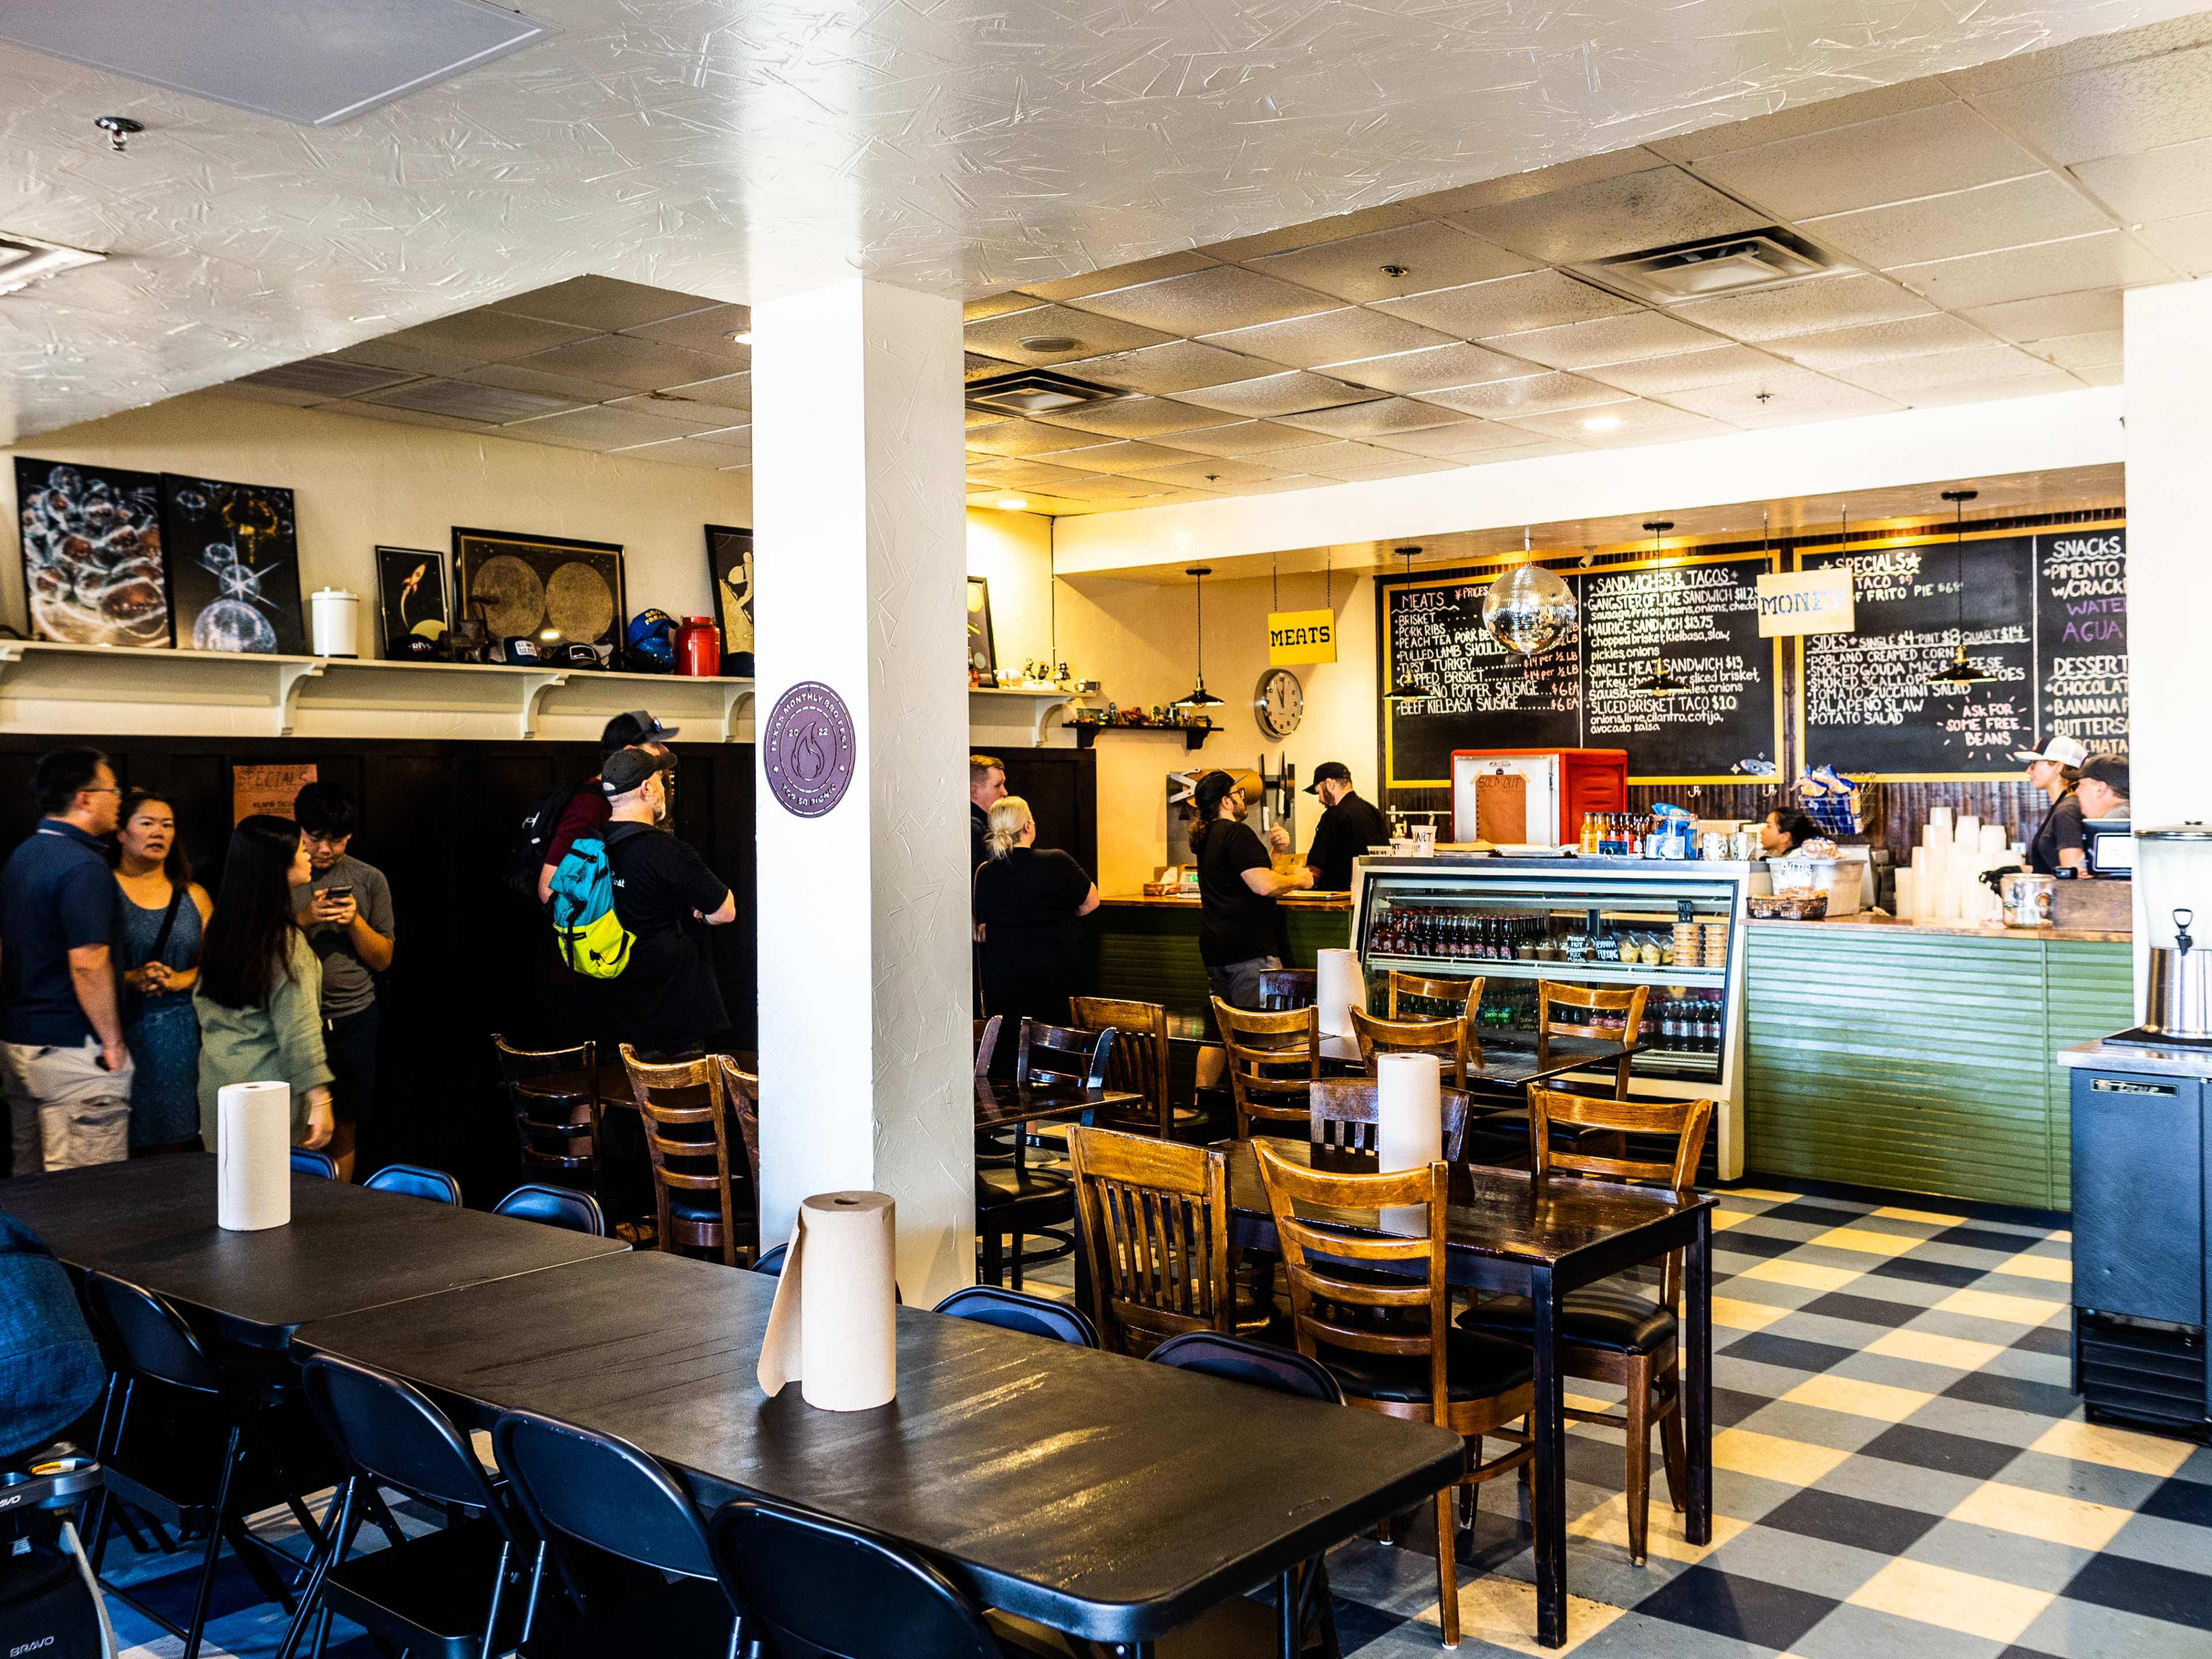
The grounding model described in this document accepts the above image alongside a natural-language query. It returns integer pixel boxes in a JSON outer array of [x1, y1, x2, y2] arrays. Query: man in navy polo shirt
[[1, 748, 132, 1173]]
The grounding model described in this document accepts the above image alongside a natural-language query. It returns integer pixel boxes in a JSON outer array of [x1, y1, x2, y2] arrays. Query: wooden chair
[[1385, 970, 1483, 1021], [1537, 981, 1648, 1099], [1210, 997, 1320, 1140], [493, 1033, 603, 1200], [1309, 1077, 1475, 1161], [975, 1021, 1112, 1290], [1348, 1006, 1473, 1088], [1069, 996, 1183, 1139], [973, 1014, 1003, 1078], [1067, 1126, 1272, 1356], [711, 1054, 763, 1230], [1459, 1085, 1713, 1567], [1255, 967, 1317, 1010], [1253, 1141, 1534, 1651], [620, 1045, 756, 1268]]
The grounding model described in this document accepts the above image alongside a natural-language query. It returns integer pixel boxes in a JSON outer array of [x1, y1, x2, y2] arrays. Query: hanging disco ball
[[1482, 562, 1578, 655]]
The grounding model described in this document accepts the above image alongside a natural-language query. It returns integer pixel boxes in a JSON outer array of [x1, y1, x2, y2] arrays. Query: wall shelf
[[1064, 721, 1216, 752], [971, 685, 1091, 745]]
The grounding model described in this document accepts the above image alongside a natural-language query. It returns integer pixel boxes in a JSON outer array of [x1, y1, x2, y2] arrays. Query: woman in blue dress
[[112, 789, 213, 1153]]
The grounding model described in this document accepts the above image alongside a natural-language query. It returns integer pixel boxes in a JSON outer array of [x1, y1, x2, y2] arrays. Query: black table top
[[294, 1251, 1463, 1641], [972, 1078, 1143, 1132], [1, 1154, 627, 1339]]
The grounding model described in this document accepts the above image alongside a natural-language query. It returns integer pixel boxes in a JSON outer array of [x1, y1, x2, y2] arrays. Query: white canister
[[310, 588, 361, 658]]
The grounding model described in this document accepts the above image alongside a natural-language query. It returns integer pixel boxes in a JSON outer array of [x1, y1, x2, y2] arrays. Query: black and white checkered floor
[[99, 1179, 2210, 1659]]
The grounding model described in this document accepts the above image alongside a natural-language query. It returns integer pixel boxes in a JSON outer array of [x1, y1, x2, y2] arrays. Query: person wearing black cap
[[597, 748, 736, 1061], [2067, 753, 2130, 872], [536, 709, 680, 903], [1190, 770, 1313, 1008], [1298, 762, 1391, 893]]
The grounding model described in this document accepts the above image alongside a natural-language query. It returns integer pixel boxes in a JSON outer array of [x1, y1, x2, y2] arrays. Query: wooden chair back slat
[[1384, 972, 1483, 1020], [1535, 981, 1648, 1097], [495, 1033, 603, 1191], [1069, 1127, 1232, 1355], [1348, 1007, 1473, 1089], [1015, 1020, 1114, 1094], [1210, 997, 1320, 1139], [1069, 997, 1174, 1138], [621, 1046, 743, 1267], [973, 1015, 1003, 1079], [1309, 1078, 1474, 1161], [1527, 1084, 1713, 1309]]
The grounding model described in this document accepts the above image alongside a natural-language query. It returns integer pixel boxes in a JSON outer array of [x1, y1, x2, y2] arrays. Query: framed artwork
[[452, 526, 624, 658], [966, 575, 997, 675], [161, 474, 307, 655], [14, 457, 171, 647], [706, 524, 753, 676], [374, 546, 450, 657]]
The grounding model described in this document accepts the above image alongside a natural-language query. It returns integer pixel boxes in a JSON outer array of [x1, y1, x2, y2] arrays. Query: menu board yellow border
[[1789, 516, 2127, 782]]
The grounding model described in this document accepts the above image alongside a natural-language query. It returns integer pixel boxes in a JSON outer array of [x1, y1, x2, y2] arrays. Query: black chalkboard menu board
[[1381, 555, 1782, 786], [1797, 528, 2128, 777]]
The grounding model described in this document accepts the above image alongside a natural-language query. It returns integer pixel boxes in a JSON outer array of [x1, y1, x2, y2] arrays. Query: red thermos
[[675, 616, 721, 677]]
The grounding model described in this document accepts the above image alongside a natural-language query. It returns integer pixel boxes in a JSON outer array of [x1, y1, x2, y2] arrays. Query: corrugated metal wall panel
[[1088, 906, 1347, 1018]]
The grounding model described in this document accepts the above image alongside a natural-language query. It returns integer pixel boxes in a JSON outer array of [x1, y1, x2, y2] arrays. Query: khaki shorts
[[3, 1039, 133, 1173]]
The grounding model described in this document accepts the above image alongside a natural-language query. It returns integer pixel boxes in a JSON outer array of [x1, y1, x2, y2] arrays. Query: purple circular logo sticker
[[763, 681, 856, 818]]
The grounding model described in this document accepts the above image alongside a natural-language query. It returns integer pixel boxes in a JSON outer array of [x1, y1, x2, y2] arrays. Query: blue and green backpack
[[546, 836, 634, 979]]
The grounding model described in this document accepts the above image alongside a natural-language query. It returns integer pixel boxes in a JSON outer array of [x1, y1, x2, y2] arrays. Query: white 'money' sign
[[1755, 567, 1856, 637]]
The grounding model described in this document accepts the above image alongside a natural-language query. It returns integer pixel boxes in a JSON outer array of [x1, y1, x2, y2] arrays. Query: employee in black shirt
[[2017, 733, 2089, 876], [1190, 770, 1313, 1007], [1299, 762, 1391, 893], [598, 748, 737, 1061]]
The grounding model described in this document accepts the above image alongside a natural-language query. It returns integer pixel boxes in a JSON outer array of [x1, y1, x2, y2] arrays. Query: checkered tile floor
[[94, 1180, 2211, 1658]]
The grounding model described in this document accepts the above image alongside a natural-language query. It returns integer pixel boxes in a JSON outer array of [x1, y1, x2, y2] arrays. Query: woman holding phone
[[194, 814, 334, 1153], [111, 789, 213, 1153]]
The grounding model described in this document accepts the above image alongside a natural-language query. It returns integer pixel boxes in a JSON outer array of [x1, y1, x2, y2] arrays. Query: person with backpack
[[527, 710, 680, 904], [551, 748, 734, 1062]]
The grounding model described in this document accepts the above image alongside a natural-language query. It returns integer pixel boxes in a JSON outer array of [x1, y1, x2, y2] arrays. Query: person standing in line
[[195, 815, 334, 1153], [536, 710, 681, 904], [291, 782, 395, 1182], [1294, 762, 1392, 893], [0, 748, 131, 1174], [597, 749, 737, 1062], [969, 754, 1006, 1012], [1189, 769, 1313, 1009], [973, 795, 1100, 1032], [2071, 753, 2130, 833], [111, 789, 213, 1156]]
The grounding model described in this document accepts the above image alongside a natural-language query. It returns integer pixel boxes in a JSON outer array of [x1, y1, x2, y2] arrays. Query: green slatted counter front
[[1089, 896, 1352, 1018], [1744, 919, 2132, 1211]]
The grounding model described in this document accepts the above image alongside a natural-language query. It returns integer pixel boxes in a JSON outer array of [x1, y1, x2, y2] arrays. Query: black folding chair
[[932, 1286, 1098, 1347], [493, 1184, 607, 1236]]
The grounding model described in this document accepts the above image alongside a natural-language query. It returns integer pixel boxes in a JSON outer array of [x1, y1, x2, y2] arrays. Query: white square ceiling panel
[[1272, 397, 1470, 439], [1486, 310, 1718, 370], [1197, 308, 1456, 370], [1974, 44, 2212, 167], [1889, 230, 2175, 309], [2071, 137, 2212, 225], [1690, 103, 2045, 220], [1067, 266, 1339, 335], [1325, 341, 1544, 394], [0, 0, 554, 126], [1373, 270, 1637, 339], [1770, 313, 1994, 371], [963, 304, 1172, 365], [1577, 344, 1789, 396], [1059, 340, 1283, 396], [1415, 373, 1631, 418], [1446, 168, 1768, 266], [1152, 422, 1329, 457], [1028, 397, 1230, 439], [1804, 174, 2114, 270], [1247, 221, 1535, 303], [1167, 371, 1382, 419], [1668, 271, 1934, 342], [1663, 376, 1899, 427]]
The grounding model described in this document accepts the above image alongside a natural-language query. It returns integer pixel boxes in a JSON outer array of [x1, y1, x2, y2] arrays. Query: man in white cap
[[2015, 733, 2089, 876]]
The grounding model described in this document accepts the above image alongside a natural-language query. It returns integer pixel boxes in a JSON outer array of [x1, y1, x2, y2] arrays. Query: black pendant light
[[1634, 521, 1684, 694], [1384, 546, 1430, 701], [1171, 565, 1224, 707], [1927, 488, 1994, 690]]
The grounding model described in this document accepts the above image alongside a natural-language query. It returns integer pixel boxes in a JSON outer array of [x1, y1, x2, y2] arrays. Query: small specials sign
[[1267, 608, 1336, 665], [1756, 567, 1855, 637]]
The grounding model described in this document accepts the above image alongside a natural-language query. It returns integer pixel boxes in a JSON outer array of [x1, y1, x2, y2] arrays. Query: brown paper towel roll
[[756, 1190, 897, 1411], [217, 1080, 291, 1232]]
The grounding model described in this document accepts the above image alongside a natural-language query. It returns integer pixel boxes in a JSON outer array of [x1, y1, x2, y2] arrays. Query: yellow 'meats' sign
[[1268, 609, 1336, 665]]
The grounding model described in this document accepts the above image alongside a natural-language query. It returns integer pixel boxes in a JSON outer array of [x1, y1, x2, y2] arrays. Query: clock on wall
[[1255, 667, 1304, 738]]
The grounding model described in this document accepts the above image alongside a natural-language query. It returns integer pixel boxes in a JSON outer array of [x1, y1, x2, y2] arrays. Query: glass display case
[[1349, 854, 1751, 1177]]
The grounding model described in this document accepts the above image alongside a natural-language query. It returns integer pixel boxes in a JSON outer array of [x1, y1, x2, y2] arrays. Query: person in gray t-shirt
[[290, 783, 395, 1180]]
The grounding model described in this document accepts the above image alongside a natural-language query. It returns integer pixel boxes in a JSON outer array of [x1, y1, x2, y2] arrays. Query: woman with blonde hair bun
[[972, 794, 1100, 1038]]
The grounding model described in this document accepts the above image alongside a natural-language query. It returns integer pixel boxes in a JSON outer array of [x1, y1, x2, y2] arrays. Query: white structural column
[[751, 278, 974, 1304], [2122, 282, 2212, 829]]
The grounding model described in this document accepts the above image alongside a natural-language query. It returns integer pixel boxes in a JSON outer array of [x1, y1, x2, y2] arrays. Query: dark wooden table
[[1161, 1009, 1633, 1091], [972, 1078, 1142, 1134], [294, 1249, 1463, 1649], [1221, 1138, 1713, 1650], [0, 1153, 627, 1346]]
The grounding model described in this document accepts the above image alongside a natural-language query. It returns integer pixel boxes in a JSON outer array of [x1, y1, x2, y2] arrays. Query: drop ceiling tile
[[1940, 14, 2212, 96], [1483, 310, 1719, 370], [961, 456, 1040, 486], [1059, 340, 1283, 395], [965, 293, 1045, 321], [501, 404, 719, 449], [2076, 362, 2126, 387], [328, 340, 482, 378], [2136, 209, 2212, 274], [1772, 313, 1999, 370], [1065, 266, 1340, 335], [1324, 341, 1542, 394], [1198, 202, 1427, 263], [1045, 474, 1180, 502], [329, 402, 491, 435], [1415, 373, 1633, 418], [210, 381, 329, 407], [1580, 344, 1787, 396], [1198, 308, 1456, 370], [1207, 476, 1331, 497], [609, 436, 738, 470], [962, 303, 1172, 365], [373, 308, 601, 363], [1261, 440, 1403, 479], [965, 406, 1003, 429], [963, 457, 1115, 493], [655, 373, 751, 412], [1974, 44, 2212, 166], [2071, 135, 2212, 224], [686, 424, 752, 452], [240, 355, 420, 398], [1669, 272, 1935, 341], [1416, 146, 1662, 214], [1504, 403, 1727, 444], [1311, 451, 1463, 480], [1028, 397, 1229, 438], [1896, 367, 2085, 406], [1446, 167, 1767, 266], [359, 378, 588, 423], [460, 362, 635, 404], [1017, 251, 1218, 302], [1959, 289, 2126, 340], [1890, 230, 2176, 308], [1832, 342, 2067, 395], [1661, 374, 1900, 426], [490, 276, 715, 331], [962, 418, 1116, 457], [2024, 329, 2125, 369], [606, 392, 735, 429], [1123, 458, 1293, 489], [620, 304, 752, 362], [1648, 81, 1954, 161], [1373, 270, 1637, 339], [1805, 174, 2115, 270], [1271, 397, 1471, 439], [1166, 371, 1382, 418], [1363, 421, 1547, 458], [1044, 440, 1202, 475], [1690, 103, 2045, 219], [1247, 221, 1535, 303], [1149, 421, 1327, 457], [965, 354, 1009, 382], [517, 334, 749, 395]]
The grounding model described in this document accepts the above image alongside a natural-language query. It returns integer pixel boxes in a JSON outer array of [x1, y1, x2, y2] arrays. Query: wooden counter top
[[1100, 892, 1353, 910], [1751, 913, 2130, 944]]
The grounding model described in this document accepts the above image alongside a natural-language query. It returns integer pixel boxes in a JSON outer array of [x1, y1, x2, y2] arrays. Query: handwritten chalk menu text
[[1386, 578, 1581, 782], [2037, 529, 2128, 758], [1582, 558, 1775, 779]]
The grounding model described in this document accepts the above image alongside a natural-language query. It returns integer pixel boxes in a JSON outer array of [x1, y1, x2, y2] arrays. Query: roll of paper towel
[[217, 1081, 291, 1232], [757, 1190, 897, 1411], [1315, 948, 1363, 1039], [1376, 1053, 1442, 1234]]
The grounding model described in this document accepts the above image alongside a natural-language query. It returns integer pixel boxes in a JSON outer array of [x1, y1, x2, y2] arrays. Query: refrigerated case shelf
[[1361, 953, 1728, 988]]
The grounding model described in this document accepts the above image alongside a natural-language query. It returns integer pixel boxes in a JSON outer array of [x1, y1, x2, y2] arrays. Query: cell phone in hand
[[325, 885, 353, 903]]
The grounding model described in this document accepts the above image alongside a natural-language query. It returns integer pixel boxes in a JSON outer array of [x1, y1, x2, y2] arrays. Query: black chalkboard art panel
[[1581, 556, 1782, 784], [2037, 526, 2127, 759], [1382, 574, 1581, 787]]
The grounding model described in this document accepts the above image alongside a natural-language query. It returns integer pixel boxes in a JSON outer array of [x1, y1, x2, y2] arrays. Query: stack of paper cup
[[1893, 866, 1916, 919], [1376, 1053, 1442, 1234], [217, 1081, 291, 1232], [756, 1191, 898, 1411], [1315, 948, 1364, 1039], [1979, 823, 2009, 856], [1929, 806, 1954, 838]]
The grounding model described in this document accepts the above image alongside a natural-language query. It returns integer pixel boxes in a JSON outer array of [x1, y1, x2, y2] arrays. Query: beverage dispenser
[[2135, 824, 2212, 1039]]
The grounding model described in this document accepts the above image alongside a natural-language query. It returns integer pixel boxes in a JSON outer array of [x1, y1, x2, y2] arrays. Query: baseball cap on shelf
[[1304, 761, 1352, 796], [2077, 753, 2130, 797], [601, 748, 676, 796], [2013, 733, 2088, 768], [601, 709, 680, 751]]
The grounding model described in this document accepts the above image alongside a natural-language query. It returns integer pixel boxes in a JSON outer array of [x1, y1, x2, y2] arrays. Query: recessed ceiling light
[[1019, 335, 1080, 353], [1582, 415, 1623, 431], [730, 331, 753, 344], [995, 497, 1028, 511]]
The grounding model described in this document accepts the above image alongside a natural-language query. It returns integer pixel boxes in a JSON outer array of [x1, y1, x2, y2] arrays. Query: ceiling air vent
[[1575, 228, 1833, 305], [965, 369, 1123, 418], [0, 231, 104, 297]]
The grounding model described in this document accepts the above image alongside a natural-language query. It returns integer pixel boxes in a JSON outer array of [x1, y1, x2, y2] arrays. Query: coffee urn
[[2138, 825, 2212, 1039]]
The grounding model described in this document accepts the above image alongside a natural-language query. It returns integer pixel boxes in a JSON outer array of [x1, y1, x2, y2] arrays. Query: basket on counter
[[1748, 891, 1830, 921]]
